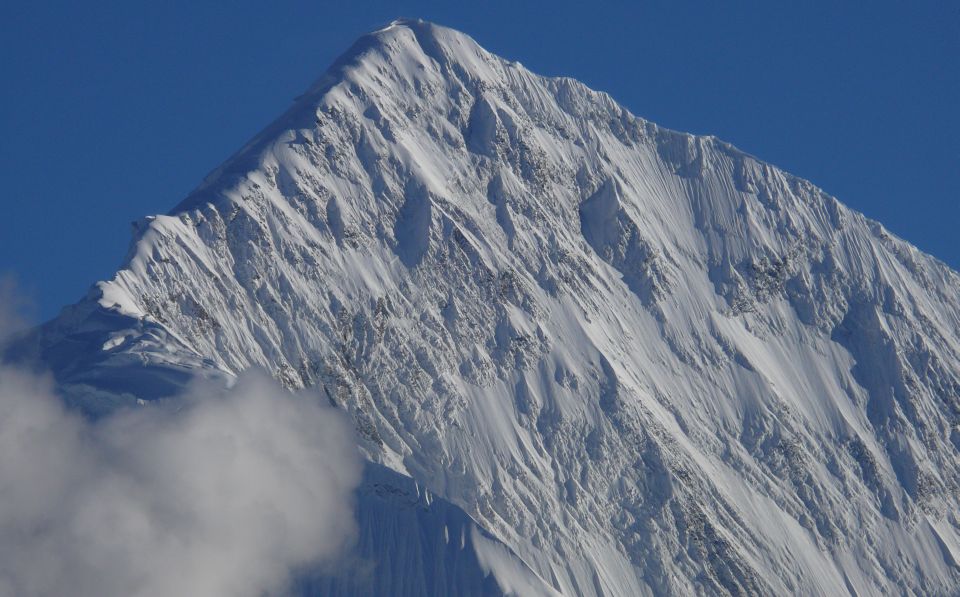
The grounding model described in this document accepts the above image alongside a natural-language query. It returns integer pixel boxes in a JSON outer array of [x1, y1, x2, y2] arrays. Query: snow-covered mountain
[[15, 19, 960, 595]]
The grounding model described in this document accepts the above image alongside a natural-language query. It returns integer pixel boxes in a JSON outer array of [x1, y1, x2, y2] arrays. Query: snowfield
[[13, 18, 960, 596]]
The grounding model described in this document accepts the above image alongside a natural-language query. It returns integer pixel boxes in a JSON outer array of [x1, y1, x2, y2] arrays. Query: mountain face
[[18, 19, 960, 595]]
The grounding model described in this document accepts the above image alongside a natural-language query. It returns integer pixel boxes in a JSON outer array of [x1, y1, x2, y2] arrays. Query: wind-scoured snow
[[14, 18, 960, 595]]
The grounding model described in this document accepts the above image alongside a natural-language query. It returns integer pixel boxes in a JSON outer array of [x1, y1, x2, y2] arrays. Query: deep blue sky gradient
[[2, 1, 957, 319]]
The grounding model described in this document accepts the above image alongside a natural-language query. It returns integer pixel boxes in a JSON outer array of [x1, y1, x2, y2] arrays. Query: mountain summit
[[19, 20, 960, 595]]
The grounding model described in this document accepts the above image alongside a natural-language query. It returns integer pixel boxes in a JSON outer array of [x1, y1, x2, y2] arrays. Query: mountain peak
[[18, 20, 960, 595], [373, 17, 442, 36], [317, 18, 492, 85], [174, 19, 514, 215]]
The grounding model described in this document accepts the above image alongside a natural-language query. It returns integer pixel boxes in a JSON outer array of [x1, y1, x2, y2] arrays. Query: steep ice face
[[20, 18, 960, 595], [304, 462, 559, 596]]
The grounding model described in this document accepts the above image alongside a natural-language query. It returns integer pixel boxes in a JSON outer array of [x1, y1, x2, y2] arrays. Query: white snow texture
[[14, 19, 960, 596]]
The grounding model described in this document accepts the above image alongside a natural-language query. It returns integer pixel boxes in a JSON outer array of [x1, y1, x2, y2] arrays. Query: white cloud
[[0, 363, 363, 597], [0, 274, 32, 345]]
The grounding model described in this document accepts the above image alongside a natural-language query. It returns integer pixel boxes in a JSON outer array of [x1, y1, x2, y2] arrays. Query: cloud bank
[[0, 362, 362, 597]]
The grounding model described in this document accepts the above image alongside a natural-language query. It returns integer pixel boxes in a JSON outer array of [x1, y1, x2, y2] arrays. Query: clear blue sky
[[1, 1, 957, 319]]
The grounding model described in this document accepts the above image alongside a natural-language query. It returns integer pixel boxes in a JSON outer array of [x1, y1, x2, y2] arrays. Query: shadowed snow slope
[[15, 18, 960, 596]]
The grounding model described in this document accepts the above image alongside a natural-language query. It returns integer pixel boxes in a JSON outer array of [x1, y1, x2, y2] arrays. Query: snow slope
[[16, 19, 960, 595]]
